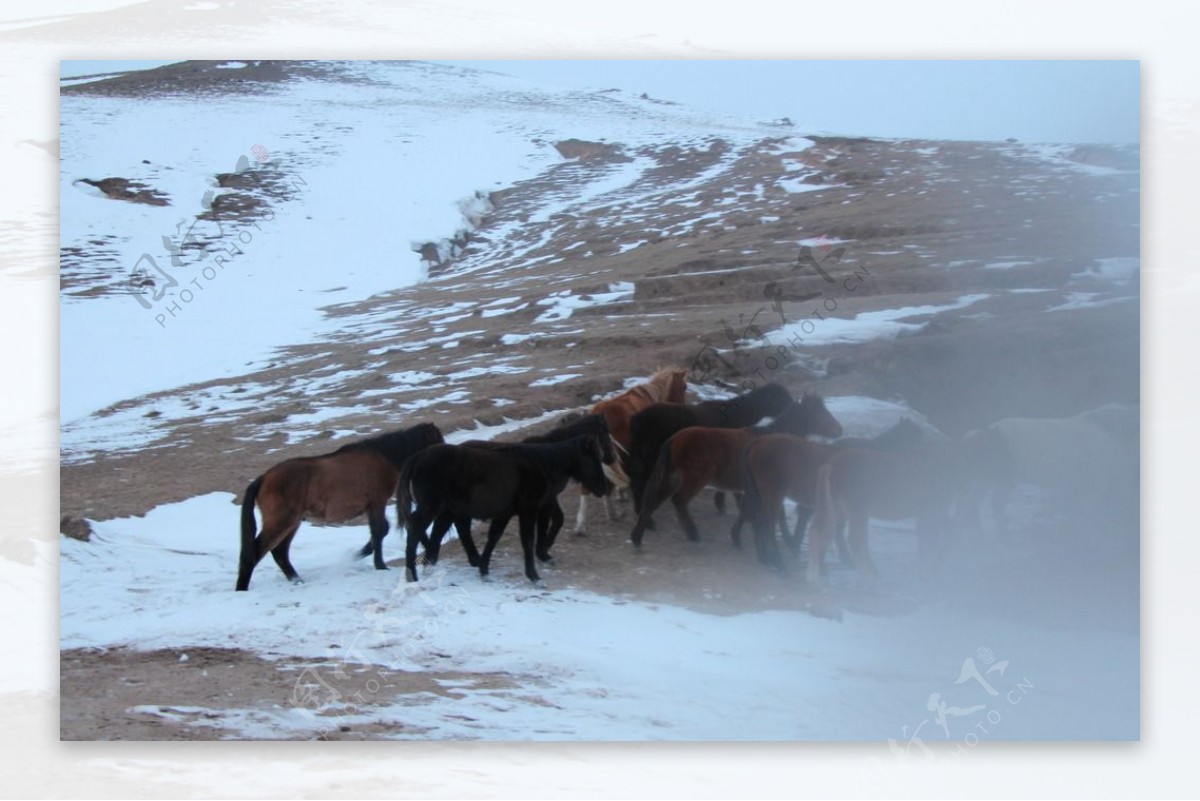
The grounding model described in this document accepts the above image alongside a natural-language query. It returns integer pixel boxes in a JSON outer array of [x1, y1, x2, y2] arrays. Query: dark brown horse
[[741, 419, 926, 571], [574, 367, 688, 533], [236, 422, 444, 591], [629, 393, 843, 547], [626, 382, 794, 522], [398, 433, 611, 584], [807, 440, 966, 584]]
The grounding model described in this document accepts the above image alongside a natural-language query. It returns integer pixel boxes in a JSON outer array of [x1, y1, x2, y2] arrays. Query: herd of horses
[[236, 367, 1138, 592]]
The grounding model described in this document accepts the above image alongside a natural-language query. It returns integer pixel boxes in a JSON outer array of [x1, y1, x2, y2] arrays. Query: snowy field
[[60, 488, 1136, 741]]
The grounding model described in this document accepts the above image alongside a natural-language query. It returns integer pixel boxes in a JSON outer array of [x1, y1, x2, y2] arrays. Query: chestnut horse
[[573, 367, 688, 534], [741, 419, 927, 569], [629, 393, 843, 547], [236, 422, 444, 591], [734, 412, 921, 556]]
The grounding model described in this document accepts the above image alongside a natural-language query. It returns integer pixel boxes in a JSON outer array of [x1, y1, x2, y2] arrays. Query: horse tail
[[602, 435, 631, 490], [643, 438, 675, 513], [629, 438, 674, 546], [237, 475, 264, 591], [396, 454, 418, 533], [740, 441, 764, 545], [813, 460, 837, 548]]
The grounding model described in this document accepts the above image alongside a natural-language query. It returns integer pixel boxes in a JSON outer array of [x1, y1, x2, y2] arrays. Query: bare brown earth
[[58, 79, 1139, 738]]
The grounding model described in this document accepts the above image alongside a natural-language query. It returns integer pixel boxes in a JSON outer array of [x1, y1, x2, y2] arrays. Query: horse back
[[259, 449, 398, 523], [668, 426, 757, 490], [828, 445, 960, 520], [746, 433, 836, 505]]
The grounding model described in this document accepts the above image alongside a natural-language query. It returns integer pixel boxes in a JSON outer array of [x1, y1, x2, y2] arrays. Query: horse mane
[[489, 435, 590, 471], [645, 366, 688, 402], [336, 422, 443, 463], [706, 382, 792, 419], [529, 413, 608, 443]]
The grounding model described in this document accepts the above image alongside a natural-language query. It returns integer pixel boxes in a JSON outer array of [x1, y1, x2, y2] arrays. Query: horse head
[[666, 368, 688, 403], [577, 436, 613, 497], [757, 383, 795, 417], [878, 417, 922, 449], [797, 392, 843, 439]]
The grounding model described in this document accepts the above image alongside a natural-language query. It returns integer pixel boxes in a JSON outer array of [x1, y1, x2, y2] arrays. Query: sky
[[454, 60, 1141, 145], [61, 59, 1139, 144]]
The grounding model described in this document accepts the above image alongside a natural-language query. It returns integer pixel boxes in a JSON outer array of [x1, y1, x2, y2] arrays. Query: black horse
[[627, 382, 794, 521], [434, 413, 615, 562], [237, 422, 444, 591], [398, 433, 611, 583]]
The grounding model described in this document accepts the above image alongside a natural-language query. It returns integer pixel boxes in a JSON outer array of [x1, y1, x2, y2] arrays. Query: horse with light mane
[[572, 366, 688, 534]]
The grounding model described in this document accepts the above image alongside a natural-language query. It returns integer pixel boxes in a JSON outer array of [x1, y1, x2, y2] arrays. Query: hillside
[[59, 61, 1139, 741]]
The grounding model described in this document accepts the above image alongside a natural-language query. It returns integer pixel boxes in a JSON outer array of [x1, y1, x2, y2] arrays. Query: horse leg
[[537, 502, 563, 563], [367, 505, 390, 571], [454, 516, 481, 567], [519, 513, 541, 583], [806, 504, 832, 586], [478, 515, 512, 578], [405, 505, 435, 583], [573, 489, 589, 536], [238, 518, 297, 590], [629, 453, 678, 547], [750, 486, 783, 568], [671, 491, 702, 543], [605, 490, 620, 520], [729, 502, 750, 549], [832, 515, 855, 567], [790, 505, 814, 552], [846, 512, 878, 583], [714, 491, 727, 516], [269, 523, 304, 584], [424, 511, 454, 565]]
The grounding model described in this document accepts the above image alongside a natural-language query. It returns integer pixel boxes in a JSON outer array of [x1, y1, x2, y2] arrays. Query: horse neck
[[370, 430, 422, 466], [515, 439, 578, 477], [713, 395, 769, 427]]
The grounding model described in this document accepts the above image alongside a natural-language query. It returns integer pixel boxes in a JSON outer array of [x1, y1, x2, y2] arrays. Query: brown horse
[[573, 366, 688, 534], [627, 382, 795, 526], [807, 441, 966, 585], [629, 393, 843, 547], [741, 419, 926, 571], [236, 422, 444, 591]]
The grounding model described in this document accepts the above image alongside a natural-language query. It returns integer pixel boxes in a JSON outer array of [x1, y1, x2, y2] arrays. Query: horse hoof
[[374, 564, 389, 571], [289, 576, 304, 585]]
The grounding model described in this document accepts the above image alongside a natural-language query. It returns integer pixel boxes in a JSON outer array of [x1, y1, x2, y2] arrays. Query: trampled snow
[[60, 490, 1137, 740]]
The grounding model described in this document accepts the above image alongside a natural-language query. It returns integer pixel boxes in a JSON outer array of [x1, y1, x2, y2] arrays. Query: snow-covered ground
[[59, 62, 784, 425], [60, 490, 1137, 741]]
